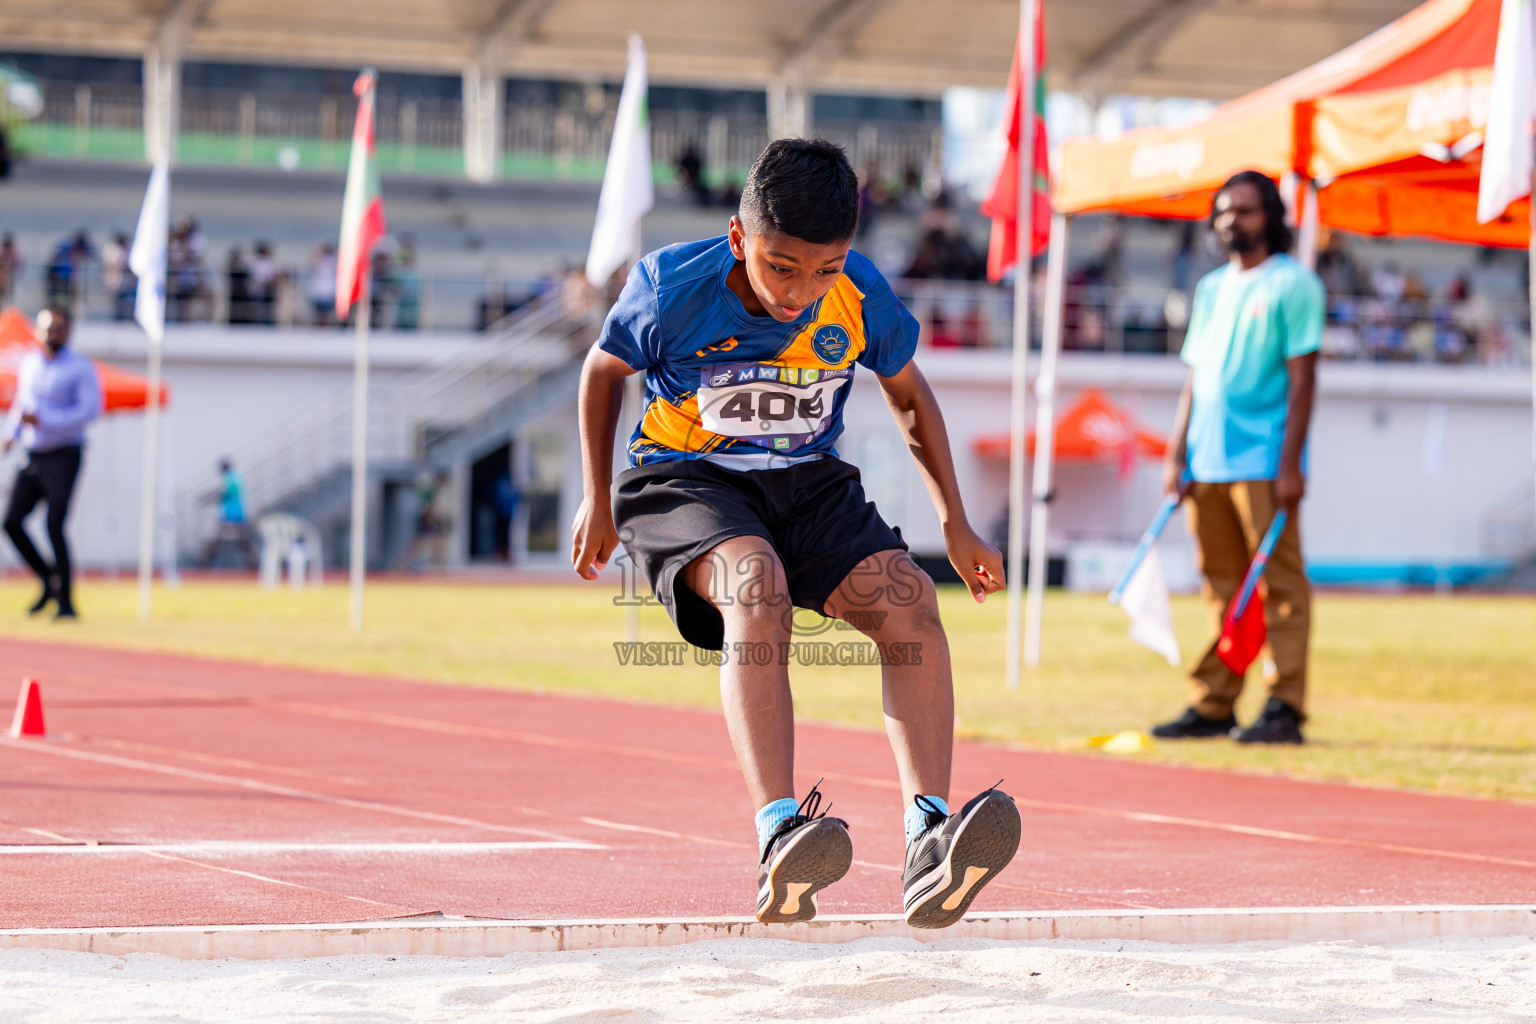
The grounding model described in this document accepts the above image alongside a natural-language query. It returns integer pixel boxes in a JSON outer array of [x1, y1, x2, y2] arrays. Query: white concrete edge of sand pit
[[2, 905, 1534, 960]]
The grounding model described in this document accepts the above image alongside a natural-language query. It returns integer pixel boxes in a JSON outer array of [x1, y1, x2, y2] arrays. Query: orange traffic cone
[[8, 677, 45, 738]]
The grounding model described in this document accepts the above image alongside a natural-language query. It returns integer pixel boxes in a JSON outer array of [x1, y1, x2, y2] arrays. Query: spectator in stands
[[307, 243, 338, 326], [168, 219, 209, 322], [903, 192, 985, 281], [102, 232, 134, 321], [250, 241, 280, 325], [1153, 170, 1320, 746], [226, 247, 253, 324], [45, 240, 75, 308], [1315, 232, 1367, 298], [394, 235, 420, 330], [0, 233, 22, 305], [370, 249, 393, 328], [478, 284, 513, 331]]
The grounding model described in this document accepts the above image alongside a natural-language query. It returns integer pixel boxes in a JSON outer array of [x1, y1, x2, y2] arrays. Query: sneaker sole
[[903, 793, 1021, 930], [755, 819, 853, 925]]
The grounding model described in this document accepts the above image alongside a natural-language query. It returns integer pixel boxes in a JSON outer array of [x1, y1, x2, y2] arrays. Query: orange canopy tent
[[0, 307, 169, 411], [1053, 0, 1522, 248], [975, 389, 1167, 462]]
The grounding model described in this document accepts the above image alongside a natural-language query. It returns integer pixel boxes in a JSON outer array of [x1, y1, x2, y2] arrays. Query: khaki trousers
[[1184, 480, 1311, 719]]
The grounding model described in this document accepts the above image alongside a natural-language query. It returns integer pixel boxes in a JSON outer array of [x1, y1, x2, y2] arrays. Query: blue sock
[[755, 797, 800, 853], [905, 796, 949, 846]]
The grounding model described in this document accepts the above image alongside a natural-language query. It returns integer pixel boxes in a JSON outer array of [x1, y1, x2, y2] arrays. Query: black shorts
[[612, 456, 907, 650]]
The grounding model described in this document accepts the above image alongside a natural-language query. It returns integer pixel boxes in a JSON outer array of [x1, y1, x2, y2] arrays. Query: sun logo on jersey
[[810, 324, 852, 364]]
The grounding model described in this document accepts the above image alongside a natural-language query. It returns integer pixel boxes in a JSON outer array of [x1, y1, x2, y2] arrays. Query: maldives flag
[[336, 69, 386, 319], [980, 2, 1051, 283]]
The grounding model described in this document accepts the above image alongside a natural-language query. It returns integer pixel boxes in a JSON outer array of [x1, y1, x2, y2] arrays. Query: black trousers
[[4, 445, 83, 608]]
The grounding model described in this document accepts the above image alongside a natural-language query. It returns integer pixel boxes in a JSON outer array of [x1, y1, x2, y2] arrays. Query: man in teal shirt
[[1154, 171, 1321, 745]]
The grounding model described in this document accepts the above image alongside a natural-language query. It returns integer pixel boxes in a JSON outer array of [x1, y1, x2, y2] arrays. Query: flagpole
[[131, 157, 169, 623], [350, 271, 371, 632], [1023, 211, 1067, 667], [1004, 0, 1039, 692], [137, 342, 162, 621], [1529, 147, 1535, 520]]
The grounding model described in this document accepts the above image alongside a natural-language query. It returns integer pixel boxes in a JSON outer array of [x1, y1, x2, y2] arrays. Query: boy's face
[[727, 215, 851, 322]]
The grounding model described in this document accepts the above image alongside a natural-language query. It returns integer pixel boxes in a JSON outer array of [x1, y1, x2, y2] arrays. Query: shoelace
[[913, 794, 948, 834], [760, 779, 847, 864], [912, 780, 1007, 844]]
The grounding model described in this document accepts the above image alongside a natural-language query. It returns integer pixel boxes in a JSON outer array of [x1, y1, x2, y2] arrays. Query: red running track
[[1, 638, 1534, 929]]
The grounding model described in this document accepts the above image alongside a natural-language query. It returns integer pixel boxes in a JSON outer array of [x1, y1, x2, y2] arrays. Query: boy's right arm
[[571, 344, 639, 580]]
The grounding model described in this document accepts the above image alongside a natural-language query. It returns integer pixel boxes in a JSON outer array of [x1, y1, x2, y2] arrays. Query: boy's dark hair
[[739, 138, 860, 244], [1211, 170, 1294, 254]]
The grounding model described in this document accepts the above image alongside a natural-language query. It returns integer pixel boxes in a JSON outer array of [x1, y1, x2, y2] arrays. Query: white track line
[[0, 739, 576, 843], [0, 841, 603, 855]]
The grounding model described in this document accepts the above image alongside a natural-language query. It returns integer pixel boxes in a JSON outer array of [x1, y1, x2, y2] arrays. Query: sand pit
[[1, 935, 1532, 1022]]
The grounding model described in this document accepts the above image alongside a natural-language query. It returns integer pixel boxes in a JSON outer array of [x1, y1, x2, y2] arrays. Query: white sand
[[1, 936, 1532, 1023]]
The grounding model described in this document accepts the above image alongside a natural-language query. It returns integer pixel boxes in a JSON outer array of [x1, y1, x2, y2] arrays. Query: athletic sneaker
[[1234, 697, 1305, 745], [755, 784, 852, 925], [902, 786, 1021, 929], [1150, 707, 1238, 739]]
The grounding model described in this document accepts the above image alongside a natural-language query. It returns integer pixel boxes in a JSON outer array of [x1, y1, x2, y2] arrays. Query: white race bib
[[695, 362, 852, 452]]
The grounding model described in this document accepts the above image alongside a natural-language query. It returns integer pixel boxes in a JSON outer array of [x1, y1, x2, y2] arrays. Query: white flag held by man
[[130, 157, 170, 344], [586, 34, 654, 287], [1118, 543, 1181, 666], [1478, 0, 1536, 224]]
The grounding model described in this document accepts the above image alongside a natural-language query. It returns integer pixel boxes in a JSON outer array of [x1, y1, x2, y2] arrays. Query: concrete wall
[[8, 324, 1532, 587]]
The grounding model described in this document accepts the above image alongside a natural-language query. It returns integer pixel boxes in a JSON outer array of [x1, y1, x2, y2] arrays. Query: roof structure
[[0, 0, 1421, 100], [1054, 0, 1524, 247]]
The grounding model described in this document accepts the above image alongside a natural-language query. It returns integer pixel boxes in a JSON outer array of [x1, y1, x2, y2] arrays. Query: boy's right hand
[[571, 494, 620, 581]]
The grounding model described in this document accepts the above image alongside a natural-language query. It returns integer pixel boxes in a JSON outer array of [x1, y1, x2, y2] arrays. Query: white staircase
[[174, 298, 595, 563]]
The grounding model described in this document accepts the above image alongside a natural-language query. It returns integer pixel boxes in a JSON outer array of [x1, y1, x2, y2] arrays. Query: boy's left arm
[[876, 360, 1004, 602]]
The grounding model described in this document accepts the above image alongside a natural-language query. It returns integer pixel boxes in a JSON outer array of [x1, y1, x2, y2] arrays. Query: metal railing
[[15, 81, 940, 182], [0, 260, 553, 334], [892, 279, 1533, 365]]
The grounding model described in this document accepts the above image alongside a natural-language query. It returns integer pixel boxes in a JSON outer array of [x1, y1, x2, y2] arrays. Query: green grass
[[2, 579, 1533, 802]]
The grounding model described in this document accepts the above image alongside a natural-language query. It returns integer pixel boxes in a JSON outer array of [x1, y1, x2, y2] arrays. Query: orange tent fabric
[[1053, 0, 1521, 247], [974, 389, 1167, 461], [0, 307, 169, 412]]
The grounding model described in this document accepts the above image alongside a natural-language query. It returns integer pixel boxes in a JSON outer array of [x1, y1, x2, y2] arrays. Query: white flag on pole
[[1478, 0, 1535, 224], [130, 157, 170, 344], [1118, 543, 1181, 666], [586, 34, 654, 288]]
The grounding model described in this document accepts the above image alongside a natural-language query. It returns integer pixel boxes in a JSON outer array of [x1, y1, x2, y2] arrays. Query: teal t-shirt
[[220, 470, 246, 524], [1180, 253, 1323, 482]]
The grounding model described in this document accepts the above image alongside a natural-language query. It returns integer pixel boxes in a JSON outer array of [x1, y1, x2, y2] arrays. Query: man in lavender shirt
[[3, 307, 102, 619]]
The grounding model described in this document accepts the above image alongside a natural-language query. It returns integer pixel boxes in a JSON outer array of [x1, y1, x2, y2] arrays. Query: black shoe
[[755, 783, 852, 925], [27, 581, 56, 616], [1150, 707, 1238, 739], [53, 607, 78, 622], [1235, 698, 1305, 745], [902, 785, 1021, 929]]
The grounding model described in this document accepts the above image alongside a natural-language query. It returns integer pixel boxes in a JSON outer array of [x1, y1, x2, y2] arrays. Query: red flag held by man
[[981, 4, 1051, 282]]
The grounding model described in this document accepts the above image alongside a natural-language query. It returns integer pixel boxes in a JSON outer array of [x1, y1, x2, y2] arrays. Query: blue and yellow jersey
[[597, 236, 918, 467]]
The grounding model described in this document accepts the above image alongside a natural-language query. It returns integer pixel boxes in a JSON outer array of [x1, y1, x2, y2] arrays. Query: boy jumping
[[572, 139, 1021, 928]]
